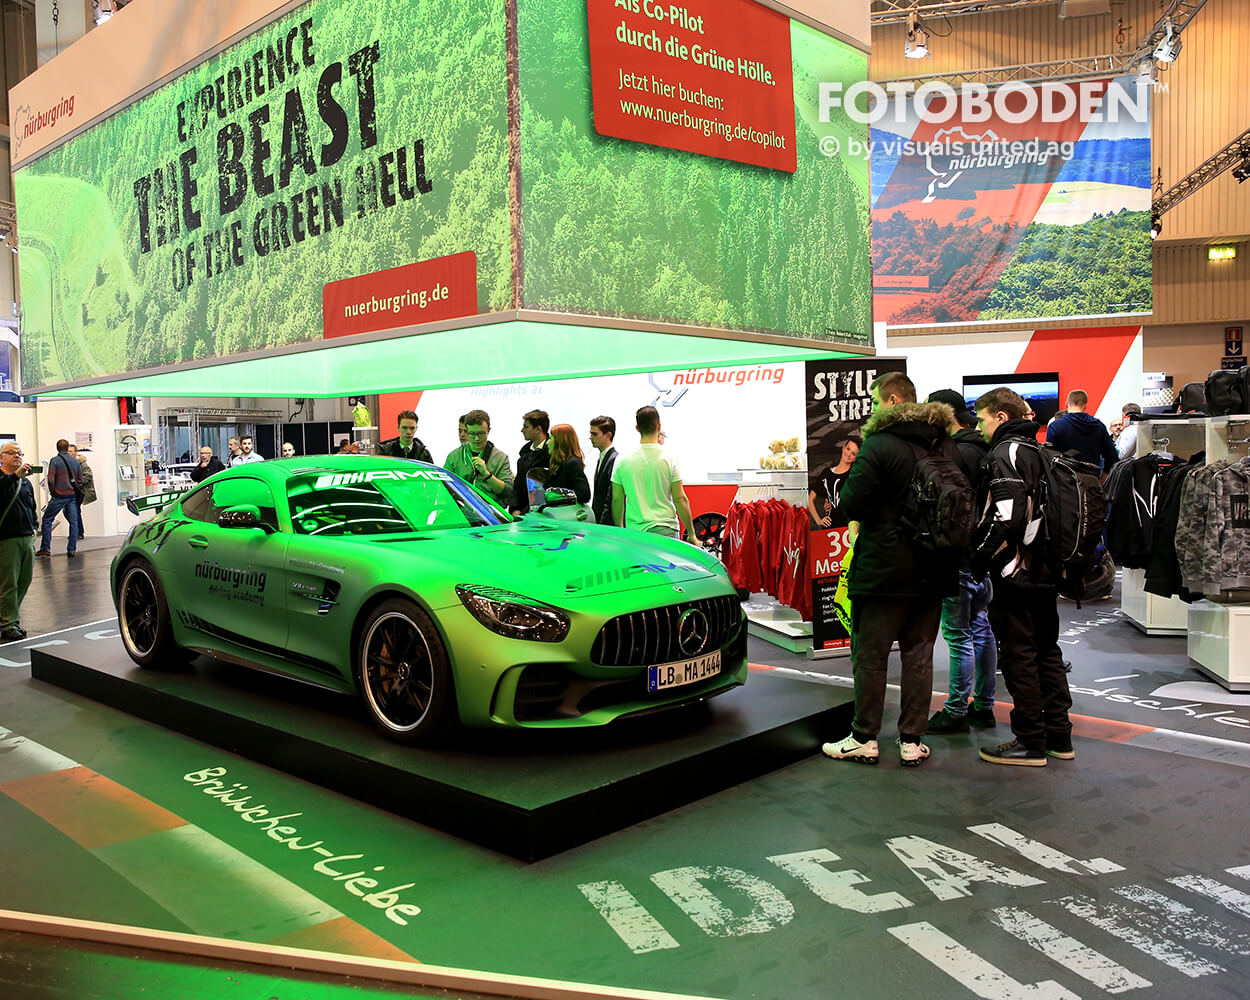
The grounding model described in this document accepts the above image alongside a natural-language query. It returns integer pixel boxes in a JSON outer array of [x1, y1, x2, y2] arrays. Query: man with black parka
[[822, 372, 962, 767]]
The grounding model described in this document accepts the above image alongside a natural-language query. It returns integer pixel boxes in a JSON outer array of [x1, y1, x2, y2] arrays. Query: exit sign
[[1209, 246, 1237, 261]]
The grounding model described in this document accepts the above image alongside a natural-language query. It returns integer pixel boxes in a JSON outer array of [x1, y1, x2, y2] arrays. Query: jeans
[[40, 495, 78, 554], [941, 570, 996, 715], [850, 596, 942, 743], [988, 582, 1072, 751]]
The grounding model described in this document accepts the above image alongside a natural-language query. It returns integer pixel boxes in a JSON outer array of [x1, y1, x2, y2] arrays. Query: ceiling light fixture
[[1152, 19, 1181, 67], [905, 11, 930, 60], [1233, 153, 1250, 184]]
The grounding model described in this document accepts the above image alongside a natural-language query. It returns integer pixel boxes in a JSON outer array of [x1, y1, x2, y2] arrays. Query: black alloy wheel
[[117, 561, 186, 668], [356, 599, 453, 743]]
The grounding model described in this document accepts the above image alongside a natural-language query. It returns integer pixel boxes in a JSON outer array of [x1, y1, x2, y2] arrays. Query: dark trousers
[[988, 582, 1072, 751], [850, 596, 942, 742]]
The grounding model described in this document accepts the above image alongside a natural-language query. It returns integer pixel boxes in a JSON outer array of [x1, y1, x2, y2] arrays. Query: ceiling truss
[[1154, 127, 1250, 219], [875, 0, 1209, 87], [871, 0, 1058, 26]]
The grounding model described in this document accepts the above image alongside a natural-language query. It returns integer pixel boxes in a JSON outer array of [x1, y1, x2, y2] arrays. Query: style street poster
[[806, 356, 906, 651]]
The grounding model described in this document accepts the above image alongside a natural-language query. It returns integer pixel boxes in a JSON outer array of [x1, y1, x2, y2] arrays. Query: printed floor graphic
[[2, 559, 1250, 999]]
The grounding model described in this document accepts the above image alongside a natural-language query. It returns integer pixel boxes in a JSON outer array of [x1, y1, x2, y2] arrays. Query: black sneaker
[[968, 707, 997, 728], [1046, 744, 1076, 760], [979, 739, 1047, 766], [926, 709, 970, 734]]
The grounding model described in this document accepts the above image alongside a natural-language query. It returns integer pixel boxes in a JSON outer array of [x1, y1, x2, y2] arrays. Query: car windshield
[[287, 467, 506, 536]]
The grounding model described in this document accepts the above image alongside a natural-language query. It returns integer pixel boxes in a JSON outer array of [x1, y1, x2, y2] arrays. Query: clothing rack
[[1120, 417, 1207, 634], [1187, 415, 1250, 689]]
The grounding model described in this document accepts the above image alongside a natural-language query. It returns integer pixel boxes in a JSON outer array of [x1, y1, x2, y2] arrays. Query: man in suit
[[589, 415, 618, 525]]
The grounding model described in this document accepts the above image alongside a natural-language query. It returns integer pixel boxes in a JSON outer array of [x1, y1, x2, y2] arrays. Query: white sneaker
[[897, 738, 931, 767], [822, 734, 879, 765]]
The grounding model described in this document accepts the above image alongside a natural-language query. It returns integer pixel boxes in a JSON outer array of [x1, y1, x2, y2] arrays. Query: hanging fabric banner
[[805, 356, 906, 651]]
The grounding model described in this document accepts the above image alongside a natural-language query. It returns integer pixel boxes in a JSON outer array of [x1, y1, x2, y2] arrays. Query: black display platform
[[31, 640, 851, 861]]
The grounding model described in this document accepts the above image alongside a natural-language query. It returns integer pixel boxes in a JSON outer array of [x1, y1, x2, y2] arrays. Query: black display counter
[[31, 640, 851, 861]]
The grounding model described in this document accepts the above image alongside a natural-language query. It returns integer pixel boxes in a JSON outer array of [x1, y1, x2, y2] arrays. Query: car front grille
[[590, 594, 743, 667]]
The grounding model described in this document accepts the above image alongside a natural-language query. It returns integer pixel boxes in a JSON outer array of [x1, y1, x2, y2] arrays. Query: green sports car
[[110, 457, 747, 742]]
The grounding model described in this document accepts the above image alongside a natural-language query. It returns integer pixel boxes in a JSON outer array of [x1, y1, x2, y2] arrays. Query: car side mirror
[[540, 487, 578, 509], [219, 505, 265, 530]]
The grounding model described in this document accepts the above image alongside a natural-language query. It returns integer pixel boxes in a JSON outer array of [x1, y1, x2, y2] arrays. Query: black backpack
[[1177, 381, 1208, 414], [900, 440, 975, 552], [1018, 440, 1107, 603], [1204, 369, 1246, 417]]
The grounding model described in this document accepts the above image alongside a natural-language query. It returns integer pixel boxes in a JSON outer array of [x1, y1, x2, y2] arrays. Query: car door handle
[[188, 536, 209, 549]]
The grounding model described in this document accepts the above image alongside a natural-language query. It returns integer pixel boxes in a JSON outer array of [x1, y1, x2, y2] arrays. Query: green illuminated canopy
[[36, 317, 865, 398]]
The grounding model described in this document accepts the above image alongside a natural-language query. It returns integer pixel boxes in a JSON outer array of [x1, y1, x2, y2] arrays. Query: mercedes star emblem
[[676, 608, 710, 657]]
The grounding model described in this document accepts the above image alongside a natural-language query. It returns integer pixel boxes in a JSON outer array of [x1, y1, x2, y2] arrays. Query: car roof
[[216, 456, 442, 483]]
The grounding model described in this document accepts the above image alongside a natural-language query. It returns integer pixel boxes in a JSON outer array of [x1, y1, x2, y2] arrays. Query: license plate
[[647, 651, 722, 692]]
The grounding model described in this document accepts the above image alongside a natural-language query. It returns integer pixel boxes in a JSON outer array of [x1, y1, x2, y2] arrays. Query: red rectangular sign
[[587, 0, 796, 173], [322, 251, 478, 340]]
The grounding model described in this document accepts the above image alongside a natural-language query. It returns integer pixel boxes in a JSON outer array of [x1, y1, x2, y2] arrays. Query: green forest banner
[[518, 0, 872, 345], [16, 0, 510, 391]]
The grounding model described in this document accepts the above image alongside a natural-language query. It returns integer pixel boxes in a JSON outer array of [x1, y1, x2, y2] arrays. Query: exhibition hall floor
[[3, 544, 1250, 999]]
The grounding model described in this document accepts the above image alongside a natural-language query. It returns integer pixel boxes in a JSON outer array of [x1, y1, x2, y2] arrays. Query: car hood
[[358, 521, 722, 600]]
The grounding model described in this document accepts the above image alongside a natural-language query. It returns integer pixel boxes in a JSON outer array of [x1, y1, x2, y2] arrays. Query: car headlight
[[455, 585, 570, 642]]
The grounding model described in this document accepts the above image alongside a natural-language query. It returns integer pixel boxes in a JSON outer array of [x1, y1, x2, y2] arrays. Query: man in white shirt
[[1115, 403, 1142, 459], [232, 435, 265, 465], [611, 406, 695, 541]]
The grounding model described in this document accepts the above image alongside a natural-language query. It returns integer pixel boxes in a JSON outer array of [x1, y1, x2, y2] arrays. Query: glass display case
[[115, 425, 154, 507]]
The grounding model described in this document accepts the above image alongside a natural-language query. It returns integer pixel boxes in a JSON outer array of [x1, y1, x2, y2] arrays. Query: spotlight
[[1153, 19, 1181, 67], [1150, 215, 1163, 240], [905, 11, 929, 60]]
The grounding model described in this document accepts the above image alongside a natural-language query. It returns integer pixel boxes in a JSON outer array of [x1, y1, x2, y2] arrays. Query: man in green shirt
[[445, 408, 514, 504]]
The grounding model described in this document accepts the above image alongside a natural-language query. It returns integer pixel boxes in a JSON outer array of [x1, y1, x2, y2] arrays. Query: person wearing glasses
[[0, 442, 38, 641], [444, 409, 514, 503]]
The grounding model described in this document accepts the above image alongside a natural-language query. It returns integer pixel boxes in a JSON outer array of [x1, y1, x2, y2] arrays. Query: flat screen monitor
[[963, 372, 1061, 426]]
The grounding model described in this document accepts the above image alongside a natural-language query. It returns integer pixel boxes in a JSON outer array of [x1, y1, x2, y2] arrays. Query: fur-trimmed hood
[[862, 401, 955, 438]]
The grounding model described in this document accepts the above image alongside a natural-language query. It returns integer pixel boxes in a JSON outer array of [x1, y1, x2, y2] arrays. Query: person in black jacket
[[511, 409, 550, 515], [376, 410, 433, 463], [972, 387, 1073, 766], [588, 416, 618, 524], [0, 442, 39, 641], [924, 390, 997, 735], [544, 424, 591, 504], [822, 373, 961, 768], [190, 445, 226, 483], [1045, 389, 1118, 473]]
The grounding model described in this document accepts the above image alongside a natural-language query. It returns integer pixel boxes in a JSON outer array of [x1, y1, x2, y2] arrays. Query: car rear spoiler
[[125, 488, 191, 516]]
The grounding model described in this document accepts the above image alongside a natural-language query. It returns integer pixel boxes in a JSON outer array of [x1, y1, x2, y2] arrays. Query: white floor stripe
[[989, 906, 1151, 994], [1112, 885, 1250, 955], [968, 824, 1123, 875], [578, 881, 679, 955], [887, 921, 1080, 999], [14, 617, 118, 643], [1172, 875, 1250, 918], [1053, 893, 1226, 978]]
